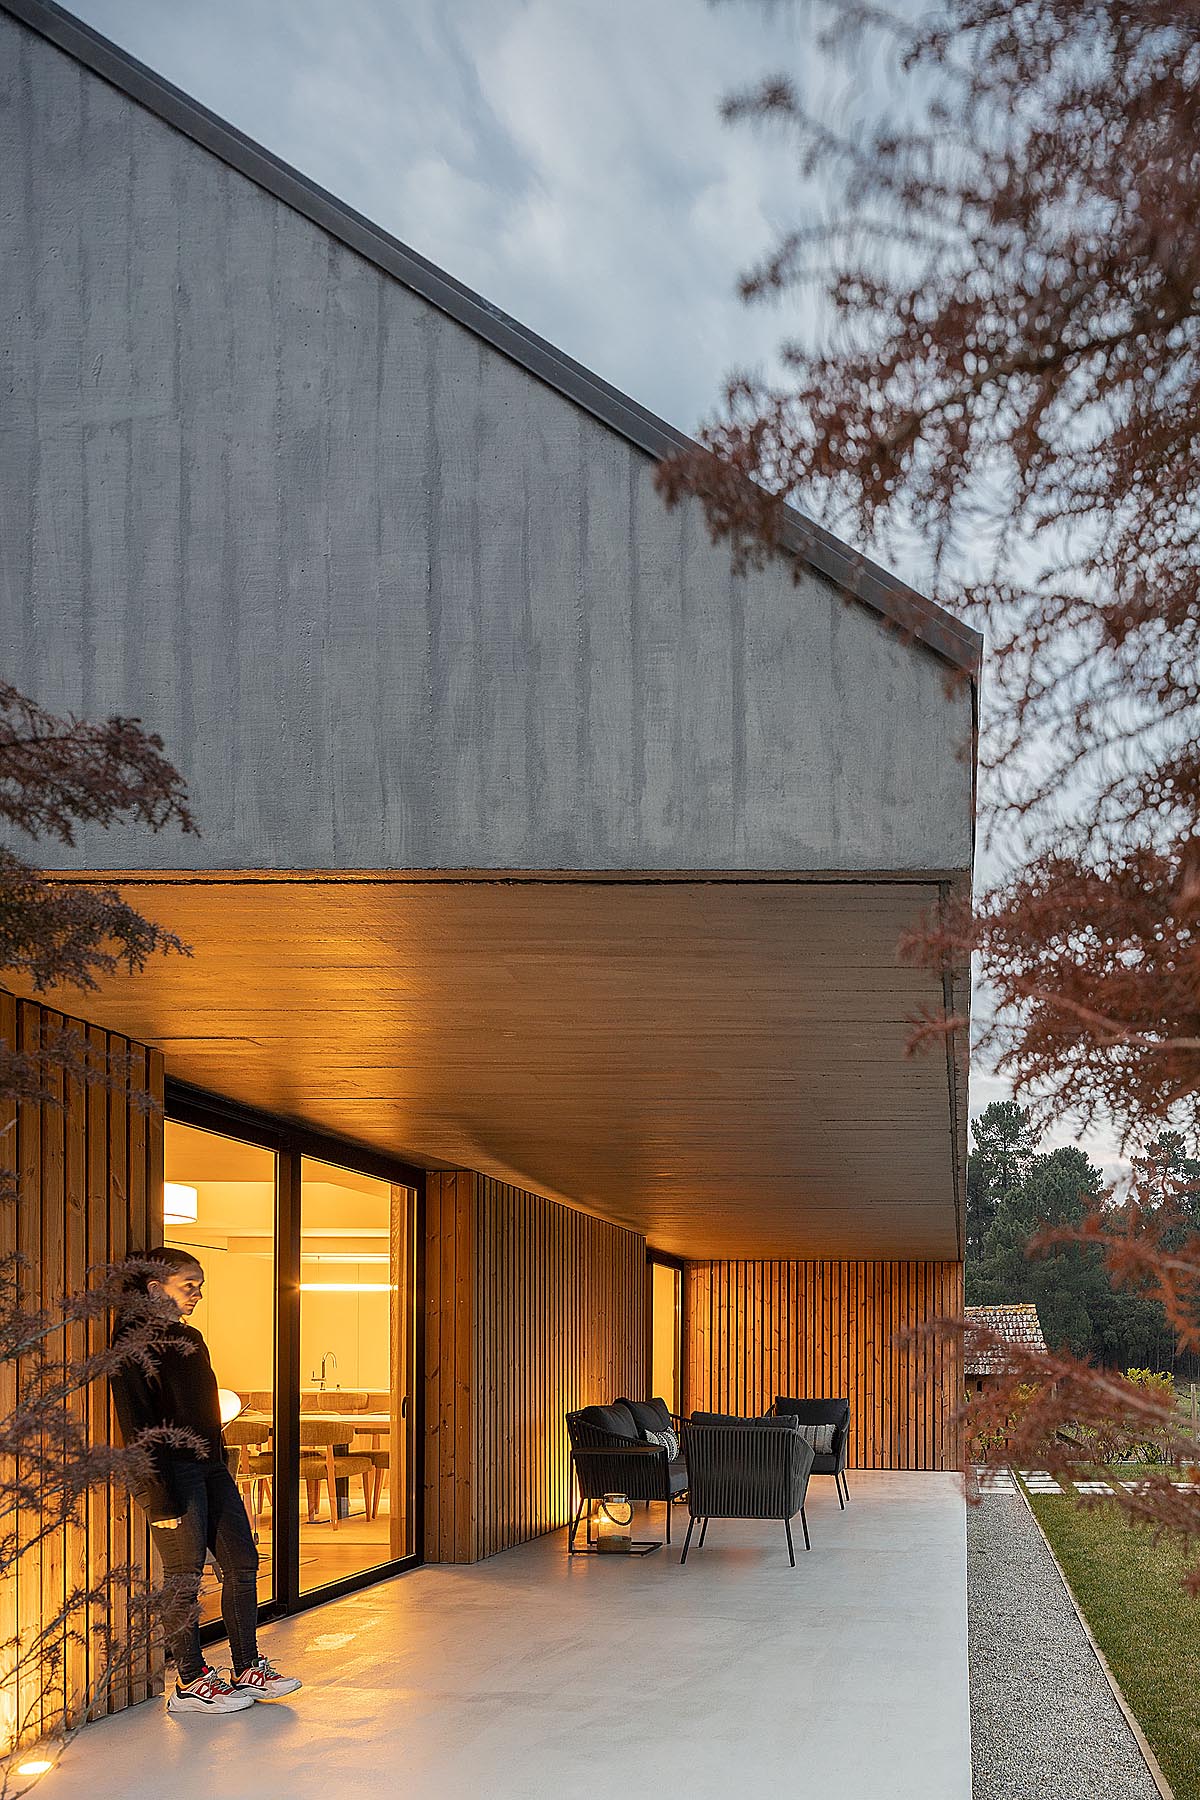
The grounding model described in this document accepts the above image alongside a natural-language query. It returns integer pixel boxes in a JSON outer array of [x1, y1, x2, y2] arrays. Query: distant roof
[[4, 0, 983, 679], [964, 1304, 1048, 1375]]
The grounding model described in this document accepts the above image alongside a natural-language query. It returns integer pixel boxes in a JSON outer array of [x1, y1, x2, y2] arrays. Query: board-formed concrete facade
[[0, 0, 978, 1249], [0, 1, 977, 880]]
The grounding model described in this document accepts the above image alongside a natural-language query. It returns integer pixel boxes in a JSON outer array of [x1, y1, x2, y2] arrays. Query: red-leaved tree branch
[[1, 682, 195, 1791], [658, 0, 1200, 1581]]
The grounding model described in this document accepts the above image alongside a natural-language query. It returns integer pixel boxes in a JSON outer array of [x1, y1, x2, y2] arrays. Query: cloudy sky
[[68, 0, 1121, 1175], [71, 0, 825, 442]]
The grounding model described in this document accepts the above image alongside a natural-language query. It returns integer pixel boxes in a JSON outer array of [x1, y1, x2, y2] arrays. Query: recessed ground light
[[16, 1760, 54, 1777]]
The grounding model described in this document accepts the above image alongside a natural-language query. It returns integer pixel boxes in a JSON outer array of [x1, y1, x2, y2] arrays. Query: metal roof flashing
[[4, 0, 983, 680]]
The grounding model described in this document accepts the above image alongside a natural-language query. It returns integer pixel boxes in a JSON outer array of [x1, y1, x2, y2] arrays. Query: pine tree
[[965, 1101, 1039, 1279]]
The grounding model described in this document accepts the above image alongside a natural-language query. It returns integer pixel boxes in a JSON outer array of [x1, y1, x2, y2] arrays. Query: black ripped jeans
[[150, 1459, 259, 1685]]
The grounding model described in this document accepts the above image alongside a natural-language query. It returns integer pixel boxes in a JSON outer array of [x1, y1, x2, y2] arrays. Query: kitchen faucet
[[318, 1350, 338, 1391]]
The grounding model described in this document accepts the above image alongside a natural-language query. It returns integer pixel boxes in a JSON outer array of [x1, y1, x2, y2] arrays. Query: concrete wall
[[0, 13, 974, 875]]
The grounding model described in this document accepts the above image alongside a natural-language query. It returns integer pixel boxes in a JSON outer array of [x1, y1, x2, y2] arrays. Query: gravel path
[[968, 1489, 1162, 1800]]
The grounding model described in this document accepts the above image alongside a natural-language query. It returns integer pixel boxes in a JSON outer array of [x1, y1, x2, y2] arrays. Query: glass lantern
[[595, 1492, 633, 1553]]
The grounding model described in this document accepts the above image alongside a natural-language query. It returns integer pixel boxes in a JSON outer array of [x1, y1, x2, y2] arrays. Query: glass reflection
[[163, 1121, 277, 1621], [297, 1157, 415, 1594]]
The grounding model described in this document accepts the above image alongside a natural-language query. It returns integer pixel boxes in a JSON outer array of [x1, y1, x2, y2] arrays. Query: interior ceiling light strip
[[299, 1282, 396, 1293], [301, 1252, 390, 1265]]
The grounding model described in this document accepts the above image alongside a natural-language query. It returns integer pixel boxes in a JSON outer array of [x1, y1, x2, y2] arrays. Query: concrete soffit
[[5, 0, 984, 683], [32, 868, 973, 1262]]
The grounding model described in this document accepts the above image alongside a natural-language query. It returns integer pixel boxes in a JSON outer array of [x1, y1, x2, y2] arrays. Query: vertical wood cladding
[[422, 1170, 478, 1565], [0, 991, 164, 1755], [683, 1260, 963, 1470], [423, 1173, 645, 1562]]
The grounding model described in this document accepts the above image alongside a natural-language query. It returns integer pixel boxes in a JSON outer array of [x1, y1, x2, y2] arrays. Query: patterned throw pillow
[[796, 1422, 836, 1454], [644, 1425, 680, 1460]]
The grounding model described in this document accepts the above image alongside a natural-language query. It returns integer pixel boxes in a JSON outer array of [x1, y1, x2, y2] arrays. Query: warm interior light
[[217, 1388, 244, 1427], [163, 1182, 198, 1224], [16, 1761, 54, 1777], [301, 1252, 390, 1265], [299, 1282, 395, 1293]]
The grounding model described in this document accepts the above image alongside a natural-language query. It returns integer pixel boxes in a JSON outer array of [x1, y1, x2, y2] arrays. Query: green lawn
[[1027, 1488, 1200, 1800]]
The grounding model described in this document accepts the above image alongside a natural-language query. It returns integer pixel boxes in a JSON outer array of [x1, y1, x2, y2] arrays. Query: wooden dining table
[[240, 1410, 389, 1442], [301, 1411, 390, 1444], [238, 1411, 391, 1518]]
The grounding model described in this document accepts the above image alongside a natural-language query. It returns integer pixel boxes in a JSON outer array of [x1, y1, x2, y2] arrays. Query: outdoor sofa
[[565, 1397, 687, 1552]]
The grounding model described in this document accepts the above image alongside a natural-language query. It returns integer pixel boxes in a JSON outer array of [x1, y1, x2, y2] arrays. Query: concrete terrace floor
[[42, 1471, 970, 1800]]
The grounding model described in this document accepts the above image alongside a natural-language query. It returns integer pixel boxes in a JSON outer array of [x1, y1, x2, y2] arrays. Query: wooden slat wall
[[0, 991, 164, 1756], [422, 1170, 478, 1565], [477, 1179, 645, 1560], [423, 1172, 646, 1563], [683, 1260, 963, 1470]]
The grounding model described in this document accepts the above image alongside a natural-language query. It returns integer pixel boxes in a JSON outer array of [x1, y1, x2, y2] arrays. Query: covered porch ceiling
[[46, 874, 965, 1262]]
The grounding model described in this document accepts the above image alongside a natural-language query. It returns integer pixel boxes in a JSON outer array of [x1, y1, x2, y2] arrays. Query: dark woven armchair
[[772, 1397, 851, 1507], [565, 1402, 688, 1553], [680, 1413, 815, 1567]]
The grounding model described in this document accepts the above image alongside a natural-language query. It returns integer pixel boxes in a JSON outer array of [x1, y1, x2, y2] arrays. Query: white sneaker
[[167, 1667, 256, 1715], [229, 1654, 303, 1700]]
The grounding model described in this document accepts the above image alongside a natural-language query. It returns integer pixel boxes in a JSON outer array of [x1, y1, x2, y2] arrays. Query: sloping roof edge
[[6, 0, 983, 678]]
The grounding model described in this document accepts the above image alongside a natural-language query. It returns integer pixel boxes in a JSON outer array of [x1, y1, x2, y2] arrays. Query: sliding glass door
[[162, 1119, 279, 1617], [297, 1156, 417, 1595], [162, 1088, 422, 1621]]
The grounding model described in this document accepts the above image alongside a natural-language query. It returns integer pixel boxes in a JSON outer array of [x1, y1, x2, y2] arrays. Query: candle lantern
[[594, 1492, 633, 1553]]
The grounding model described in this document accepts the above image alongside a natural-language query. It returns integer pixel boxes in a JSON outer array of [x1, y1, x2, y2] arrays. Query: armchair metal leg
[[680, 1517, 696, 1564], [837, 1471, 845, 1510], [785, 1516, 795, 1567], [666, 1499, 671, 1545], [568, 1491, 587, 1555], [800, 1506, 811, 1550], [698, 1518, 709, 1547], [841, 1470, 850, 1502]]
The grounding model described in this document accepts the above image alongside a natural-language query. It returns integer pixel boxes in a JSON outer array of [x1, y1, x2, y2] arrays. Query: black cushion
[[688, 1410, 797, 1429], [774, 1397, 850, 1428], [617, 1397, 674, 1439], [578, 1402, 639, 1440], [774, 1398, 849, 1470]]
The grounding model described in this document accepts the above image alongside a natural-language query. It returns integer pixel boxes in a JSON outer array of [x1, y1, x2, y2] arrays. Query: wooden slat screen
[[422, 1170, 478, 1565], [423, 1172, 646, 1562], [683, 1260, 963, 1470], [1, 991, 164, 1756]]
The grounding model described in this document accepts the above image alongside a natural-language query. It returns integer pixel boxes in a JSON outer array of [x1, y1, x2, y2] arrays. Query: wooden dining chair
[[297, 1418, 373, 1530], [360, 1445, 389, 1520], [223, 1418, 273, 1530]]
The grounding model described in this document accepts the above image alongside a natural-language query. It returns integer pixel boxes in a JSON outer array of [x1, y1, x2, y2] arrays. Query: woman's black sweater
[[109, 1315, 224, 1522]]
